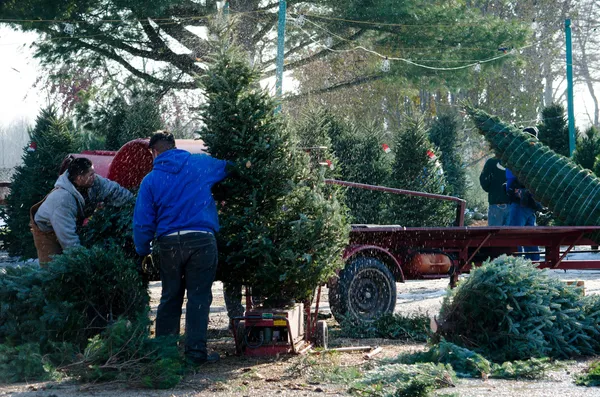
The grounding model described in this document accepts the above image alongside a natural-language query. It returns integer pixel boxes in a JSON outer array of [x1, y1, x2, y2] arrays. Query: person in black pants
[[133, 131, 228, 365]]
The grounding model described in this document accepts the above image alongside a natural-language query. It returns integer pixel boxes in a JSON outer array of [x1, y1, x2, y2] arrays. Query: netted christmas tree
[[428, 111, 468, 199], [387, 116, 455, 227], [538, 103, 570, 157], [467, 107, 600, 235], [0, 107, 76, 258], [200, 45, 349, 303], [434, 255, 600, 362]]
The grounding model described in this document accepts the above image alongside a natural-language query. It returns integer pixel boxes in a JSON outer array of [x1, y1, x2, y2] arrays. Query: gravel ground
[[2, 252, 600, 396]]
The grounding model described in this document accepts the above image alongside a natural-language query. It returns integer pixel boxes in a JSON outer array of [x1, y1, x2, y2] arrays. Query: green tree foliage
[[538, 103, 570, 157], [200, 45, 349, 302], [435, 255, 600, 362], [576, 361, 600, 387], [575, 126, 600, 171], [329, 121, 392, 224], [467, 107, 600, 233], [0, 1, 528, 98], [387, 117, 455, 227], [428, 111, 468, 199], [78, 91, 163, 150], [0, 108, 76, 258]]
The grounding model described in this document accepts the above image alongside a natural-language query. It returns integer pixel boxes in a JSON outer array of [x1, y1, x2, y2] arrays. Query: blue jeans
[[508, 203, 540, 261], [156, 232, 217, 361], [488, 204, 510, 226]]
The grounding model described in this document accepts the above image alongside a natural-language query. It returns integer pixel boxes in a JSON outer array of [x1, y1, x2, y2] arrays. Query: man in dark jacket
[[133, 131, 227, 364], [479, 155, 510, 226], [506, 127, 543, 261]]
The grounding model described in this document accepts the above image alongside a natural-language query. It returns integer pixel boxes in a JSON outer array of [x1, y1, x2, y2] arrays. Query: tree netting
[[466, 107, 600, 238]]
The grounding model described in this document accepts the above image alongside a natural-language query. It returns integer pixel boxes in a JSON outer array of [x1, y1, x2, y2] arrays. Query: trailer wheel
[[315, 320, 328, 349], [329, 257, 396, 323], [235, 320, 246, 355]]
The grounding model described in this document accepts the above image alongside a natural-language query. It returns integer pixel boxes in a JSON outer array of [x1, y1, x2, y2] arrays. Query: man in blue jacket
[[133, 131, 227, 364]]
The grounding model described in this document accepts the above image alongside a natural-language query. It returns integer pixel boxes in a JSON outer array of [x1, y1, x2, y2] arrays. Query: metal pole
[[223, 0, 229, 17], [275, 0, 286, 113], [565, 19, 576, 156]]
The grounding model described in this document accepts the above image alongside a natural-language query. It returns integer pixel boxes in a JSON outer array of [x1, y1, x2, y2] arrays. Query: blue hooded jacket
[[133, 149, 228, 255]]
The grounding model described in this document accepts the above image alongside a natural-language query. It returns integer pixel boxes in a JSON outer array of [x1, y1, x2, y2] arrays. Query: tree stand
[[231, 286, 328, 356]]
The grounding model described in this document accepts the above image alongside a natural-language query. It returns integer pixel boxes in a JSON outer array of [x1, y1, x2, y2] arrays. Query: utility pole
[[565, 19, 576, 156], [275, 0, 286, 113]]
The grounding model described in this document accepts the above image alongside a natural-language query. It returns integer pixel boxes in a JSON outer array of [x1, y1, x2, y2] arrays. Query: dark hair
[[149, 130, 176, 153], [62, 157, 93, 184], [523, 126, 538, 138]]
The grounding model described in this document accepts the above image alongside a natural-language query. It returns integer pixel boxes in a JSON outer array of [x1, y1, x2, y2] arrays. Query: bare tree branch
[[285, 74, 386, 102]]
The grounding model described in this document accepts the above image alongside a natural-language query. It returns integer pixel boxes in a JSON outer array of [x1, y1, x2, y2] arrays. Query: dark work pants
[[156, 232, 217, 360], [223, 282, 245, 322]]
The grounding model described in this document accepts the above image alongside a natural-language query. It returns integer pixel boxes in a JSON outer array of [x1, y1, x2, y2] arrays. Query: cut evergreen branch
[[351, 362, 456, 397], [435, 255, 600, 361], [466, 106, 600, 237], [338, 313, 429, 342], [575, 361, 600, 387], [392, 341, 561, 380]]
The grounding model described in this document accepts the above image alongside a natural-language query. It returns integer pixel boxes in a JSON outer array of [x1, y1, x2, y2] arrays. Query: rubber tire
[[235, 320, 246, 355], [315, 320, 328, 349], [329, 257, 396, 323]]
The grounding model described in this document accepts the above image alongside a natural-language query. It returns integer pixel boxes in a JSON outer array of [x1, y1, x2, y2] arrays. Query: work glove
[[136, 254, 152, 285]]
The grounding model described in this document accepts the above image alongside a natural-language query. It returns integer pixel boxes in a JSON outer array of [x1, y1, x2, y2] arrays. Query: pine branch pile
[[435, 255, 600, 362], [393, 340, 560, 380], [466, 107, 600, 236], [0, 244, 158, 385]]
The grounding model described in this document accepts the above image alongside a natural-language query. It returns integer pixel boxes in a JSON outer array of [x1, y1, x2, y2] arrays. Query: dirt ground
[[2, 258, 600, 396]]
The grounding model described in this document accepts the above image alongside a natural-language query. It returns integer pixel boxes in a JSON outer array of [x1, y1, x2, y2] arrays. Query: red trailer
[[324, 179, 600, 323]]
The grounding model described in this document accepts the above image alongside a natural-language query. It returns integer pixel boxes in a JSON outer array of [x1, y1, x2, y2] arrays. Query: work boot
[[186, 351, 220, 366]]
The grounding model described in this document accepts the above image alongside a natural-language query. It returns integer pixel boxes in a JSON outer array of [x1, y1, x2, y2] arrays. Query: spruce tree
[[574, 126, 600, 171], [538, 103, 570, 157], [387, 117, 455, 227], [1, 108, 76, 258], [467, 107, 600, 235], [329, 121, 392, 224], [200, 46, 349, 302], [428, 111, 468, 199]]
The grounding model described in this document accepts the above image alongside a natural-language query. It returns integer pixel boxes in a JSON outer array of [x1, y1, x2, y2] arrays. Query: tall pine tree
[[200, 46, 349, 302], [428, 111, 468, 199], [538, 103, 570, 157], [1, 108, 76, 258], [467, 106, 600, 234], [387, 117, 455, 227]]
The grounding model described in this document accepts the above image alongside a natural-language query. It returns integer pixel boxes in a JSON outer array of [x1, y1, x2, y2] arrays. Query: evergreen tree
[[574, 126, 600, 171], [387, 117, 455, 227], [538, 103, 570, 157], [200, 46, 349, 302], [329, 121, 392, 224], [428, 111, 468, 199], [78, 91, 163, 150], [291, 107, 339, 179], [467, 106, 600, 234], [0, 108, 76, 258]]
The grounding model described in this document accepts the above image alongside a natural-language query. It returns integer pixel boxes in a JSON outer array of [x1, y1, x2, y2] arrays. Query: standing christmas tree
[[200, 46, 349, 303], [466, 107, 600, 234], [388, 117, 455, 227]]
